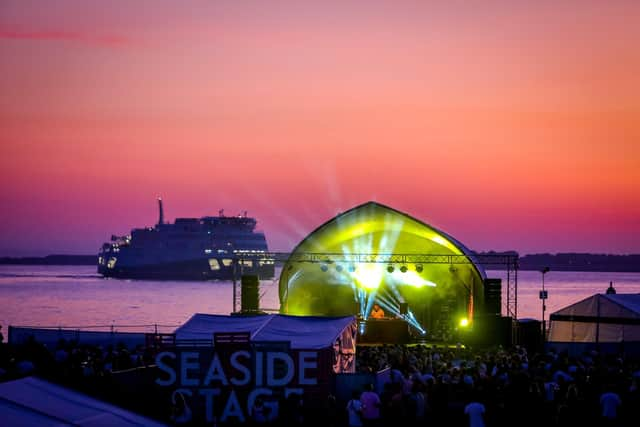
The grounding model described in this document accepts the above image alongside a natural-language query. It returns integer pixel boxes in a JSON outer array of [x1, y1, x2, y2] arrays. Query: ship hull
[[98, 258, 275, 281]]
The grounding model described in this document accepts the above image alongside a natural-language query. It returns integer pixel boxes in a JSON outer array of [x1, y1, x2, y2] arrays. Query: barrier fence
[[8, 324, 179, 348]]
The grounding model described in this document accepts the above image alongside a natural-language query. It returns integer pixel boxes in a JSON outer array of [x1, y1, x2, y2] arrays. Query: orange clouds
[[0, 1, 639, 255]]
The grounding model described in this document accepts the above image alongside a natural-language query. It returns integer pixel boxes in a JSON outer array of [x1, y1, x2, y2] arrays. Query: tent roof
[[285, 201, 487, 280], [174, 314, 272, 340], [0, 377, 165, 427], [175, 313, 356, 349], [605, 294, 640, 314], [551, 293, 640, 319]]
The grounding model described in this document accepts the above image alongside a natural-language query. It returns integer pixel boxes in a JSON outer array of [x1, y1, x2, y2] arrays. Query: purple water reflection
[[2, 266, 639, 331]]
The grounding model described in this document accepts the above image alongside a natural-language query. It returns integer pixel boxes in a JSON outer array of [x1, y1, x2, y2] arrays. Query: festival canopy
[[549, 293, 640, 343], [175, 313, 357, 350], [0, 377, 166, 426]]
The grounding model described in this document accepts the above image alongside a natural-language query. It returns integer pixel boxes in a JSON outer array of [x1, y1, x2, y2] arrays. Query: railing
[[8, 324, 180, 333]]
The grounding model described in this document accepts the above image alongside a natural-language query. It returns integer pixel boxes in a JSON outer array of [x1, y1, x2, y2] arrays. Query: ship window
[[208, 259, 220, 270], [107, 257, 117, 269], [222, 259, 233, 267], [241, 260, 253, 267]]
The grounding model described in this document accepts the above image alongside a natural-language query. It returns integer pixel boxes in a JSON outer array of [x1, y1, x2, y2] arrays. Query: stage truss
[[233, 252, 519, 319]]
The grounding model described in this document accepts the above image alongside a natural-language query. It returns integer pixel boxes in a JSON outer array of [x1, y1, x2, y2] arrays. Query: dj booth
[[358, 318, 411, 344]]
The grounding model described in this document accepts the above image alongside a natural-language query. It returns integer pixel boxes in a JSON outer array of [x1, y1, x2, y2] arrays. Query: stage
[[357, 318, 412, 344]]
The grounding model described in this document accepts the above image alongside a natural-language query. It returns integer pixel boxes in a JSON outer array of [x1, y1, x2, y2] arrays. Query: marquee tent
[[174, 313, 357, 372], [0, 377, 165, 426], [548, 293, 640, 344]]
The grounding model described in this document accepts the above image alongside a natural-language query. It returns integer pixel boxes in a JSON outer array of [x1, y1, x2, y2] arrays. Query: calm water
[[1, 265, 640, 332]]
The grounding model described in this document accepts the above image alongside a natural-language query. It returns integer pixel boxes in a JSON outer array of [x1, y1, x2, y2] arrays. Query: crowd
[[2, 331, 640, 426], [350, 344, 640, 427], [0, 334, 154, 384]]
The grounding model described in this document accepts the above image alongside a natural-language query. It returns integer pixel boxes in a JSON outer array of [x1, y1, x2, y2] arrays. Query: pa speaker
[[471, 315, 512, 347], [241, 275, 259, 312], [483, 278, 502, 316]]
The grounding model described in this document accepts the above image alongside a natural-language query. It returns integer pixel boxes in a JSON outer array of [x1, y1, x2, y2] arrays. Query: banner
[[154, 344, 331, 424]]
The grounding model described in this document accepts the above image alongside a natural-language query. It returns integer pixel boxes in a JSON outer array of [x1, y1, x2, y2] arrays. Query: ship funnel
[[157, 197, 164, 226]]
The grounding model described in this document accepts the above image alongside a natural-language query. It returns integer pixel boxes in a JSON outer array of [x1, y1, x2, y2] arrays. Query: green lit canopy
[[279, 202, 486, 330]]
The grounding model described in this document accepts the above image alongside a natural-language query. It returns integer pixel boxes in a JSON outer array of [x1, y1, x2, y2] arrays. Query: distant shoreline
[[0, 255, 96, 266], [1, 253, 639, 273], [490, 252, 640, 273]]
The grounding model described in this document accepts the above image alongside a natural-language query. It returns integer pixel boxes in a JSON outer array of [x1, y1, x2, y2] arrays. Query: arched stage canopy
[[279, 202, 487, 336]]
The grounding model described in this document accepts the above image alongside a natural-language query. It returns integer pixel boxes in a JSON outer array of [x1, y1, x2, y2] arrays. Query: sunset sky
[[1, 0, 639, 256]]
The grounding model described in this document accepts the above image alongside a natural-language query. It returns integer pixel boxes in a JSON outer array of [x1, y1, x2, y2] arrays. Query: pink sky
[[1, 1, 639, 256]]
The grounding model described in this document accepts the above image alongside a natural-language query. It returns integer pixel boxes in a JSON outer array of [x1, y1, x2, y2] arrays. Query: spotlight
[[400, 265, 408, 273], [387, 265, 395, 273], [359, 322, 366, 334], [459, 318, 469, 328], [320, 264, 329, 272], [415, 264, 423, 273], [348, 264, 356, 273], [336, 264, 343, 272]]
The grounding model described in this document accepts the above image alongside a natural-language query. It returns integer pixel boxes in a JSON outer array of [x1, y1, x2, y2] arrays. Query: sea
[[2, 265, 640, 333]]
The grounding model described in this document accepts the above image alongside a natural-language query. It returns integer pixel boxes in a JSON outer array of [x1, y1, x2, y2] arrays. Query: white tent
[[175, 314, 356, 349], [174, 314, 358, 372], [548, 293, 640, 343], [0, 377, 166, 426]]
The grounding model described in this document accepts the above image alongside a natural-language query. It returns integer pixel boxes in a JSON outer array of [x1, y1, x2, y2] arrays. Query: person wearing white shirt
[[346, 391, 363, 427], [600, 390, 621, 423], [464, 400, 486, 427]]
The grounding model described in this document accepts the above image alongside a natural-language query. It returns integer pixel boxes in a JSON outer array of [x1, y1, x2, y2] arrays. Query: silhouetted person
[[464, 393, 486, 427], [600, 386, 621, 426], [347, 390, 363, 427], [360, 383, 381, 426]]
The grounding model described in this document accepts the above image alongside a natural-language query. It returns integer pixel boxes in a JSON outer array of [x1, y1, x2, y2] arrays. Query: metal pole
[[542, 271, 545, 339], [541, 267, 549, 342], [506, 267, 511, 317], [232, 261, 237, 313]]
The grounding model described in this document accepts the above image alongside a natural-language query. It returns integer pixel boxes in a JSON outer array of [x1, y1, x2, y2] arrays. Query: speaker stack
[[241, 275, 260, 313], [483, 278, 502, 317], [470, 279, 512, 347]]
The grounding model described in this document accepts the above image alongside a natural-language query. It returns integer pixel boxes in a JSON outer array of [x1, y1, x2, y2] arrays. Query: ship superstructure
[[98, 199, 274, 280]]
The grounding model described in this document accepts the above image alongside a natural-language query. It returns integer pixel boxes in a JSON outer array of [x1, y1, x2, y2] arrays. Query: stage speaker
[[241, 275, 260, 312], [399, 302, 409, 315], [517, 319, 542, 353], [483, 278, 502, 316], [471, 315, 512, 347]]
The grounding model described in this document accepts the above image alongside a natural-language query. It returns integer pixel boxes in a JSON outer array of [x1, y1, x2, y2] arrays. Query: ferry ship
[[97, 199, 274, 280]]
